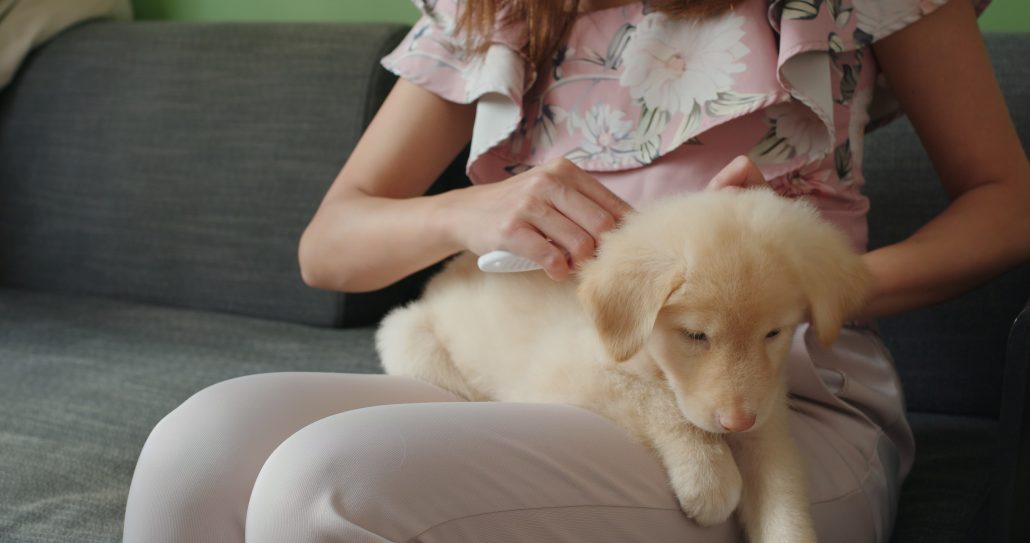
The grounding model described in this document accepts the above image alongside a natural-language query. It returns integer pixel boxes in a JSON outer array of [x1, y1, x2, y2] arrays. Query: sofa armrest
[[993, 294, 1030, 542]]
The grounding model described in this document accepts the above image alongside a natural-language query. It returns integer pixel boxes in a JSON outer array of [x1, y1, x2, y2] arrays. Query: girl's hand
[[447, 158, 633, 281], [706, 155, 769, 191]]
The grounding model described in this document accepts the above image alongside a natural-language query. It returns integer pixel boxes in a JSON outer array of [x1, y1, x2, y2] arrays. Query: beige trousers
[[122, 323, 914, 542]]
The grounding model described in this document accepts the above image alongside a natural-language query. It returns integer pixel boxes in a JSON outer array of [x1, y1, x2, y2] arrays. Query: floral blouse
[[381, 0, 990, 251]]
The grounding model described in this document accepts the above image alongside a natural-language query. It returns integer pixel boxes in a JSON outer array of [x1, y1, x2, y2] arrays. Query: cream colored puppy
[[376, 188, 871, 542]]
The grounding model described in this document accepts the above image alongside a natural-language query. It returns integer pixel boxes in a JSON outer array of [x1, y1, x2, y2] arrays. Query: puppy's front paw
[[667, 443, 742, 526]]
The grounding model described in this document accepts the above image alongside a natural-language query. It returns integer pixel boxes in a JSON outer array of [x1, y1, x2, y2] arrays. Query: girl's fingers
[[707, 155, 768, 191], [475, 159, 633, 280], [505, 227, 570, 281], [520, 200, 595, 271], [546, 159, 634, 221], [548, 187, 618, 261]]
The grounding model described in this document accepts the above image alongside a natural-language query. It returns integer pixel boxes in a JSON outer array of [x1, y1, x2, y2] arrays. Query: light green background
[[131, 0, 1029, 32]]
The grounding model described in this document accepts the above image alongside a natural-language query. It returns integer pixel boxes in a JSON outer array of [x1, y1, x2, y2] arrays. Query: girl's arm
[[298, 78, 477, 293], [860, 0, 1030, 319], [709, 0, 1030, 320], [299, 78, 631, 293]]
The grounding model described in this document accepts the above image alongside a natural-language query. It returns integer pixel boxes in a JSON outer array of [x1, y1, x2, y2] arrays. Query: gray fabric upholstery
[[0, 286, 381, 541], [863, 34, 1030, 418], [0, 20, 1026, 543], [0, 22, 409, 327], [893, 414, 998, 543]]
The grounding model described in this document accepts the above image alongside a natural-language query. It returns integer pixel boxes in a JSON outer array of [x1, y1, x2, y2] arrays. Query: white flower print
[[579, 105, 634, 155], [565, 104, 638, 169], [853, 0, 940, 40], [768, 102, 826, 157], [619, 11, 750, 115], [750, 102, 828, 164], [423, 1, 459, 39], [772, 161, 835, 198]]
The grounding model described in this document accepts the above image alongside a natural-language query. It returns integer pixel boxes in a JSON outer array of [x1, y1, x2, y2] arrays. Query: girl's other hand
[[446, 158, 633, 281], [706, 155, 769, 191]]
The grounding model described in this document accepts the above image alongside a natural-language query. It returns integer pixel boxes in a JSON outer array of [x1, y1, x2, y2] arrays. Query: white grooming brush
[[476, 250, 543, 273]]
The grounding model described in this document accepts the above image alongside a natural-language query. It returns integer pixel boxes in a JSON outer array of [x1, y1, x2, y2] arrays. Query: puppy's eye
[[682, 330, 707, 342], [766, 329, 781, 339]]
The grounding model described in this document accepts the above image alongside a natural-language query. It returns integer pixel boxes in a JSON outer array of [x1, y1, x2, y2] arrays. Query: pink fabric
[[381, 0, 990, 251]]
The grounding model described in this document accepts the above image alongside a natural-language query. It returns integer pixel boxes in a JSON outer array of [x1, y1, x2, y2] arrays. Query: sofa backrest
[[0, 21, 451, 328], [863, 33, 1030, 418]]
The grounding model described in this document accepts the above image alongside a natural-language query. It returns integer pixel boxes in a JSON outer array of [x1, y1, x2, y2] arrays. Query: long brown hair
[[436, 0, 743, 68]]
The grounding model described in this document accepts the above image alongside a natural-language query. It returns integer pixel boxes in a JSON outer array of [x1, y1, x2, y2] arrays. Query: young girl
[[123, 0, 1030, 541]]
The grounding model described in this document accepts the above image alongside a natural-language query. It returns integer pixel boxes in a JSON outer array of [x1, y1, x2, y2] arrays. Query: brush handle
[[476, 250, 543, 273]]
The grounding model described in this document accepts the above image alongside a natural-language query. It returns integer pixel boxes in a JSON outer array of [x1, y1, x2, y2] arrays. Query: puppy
[[376, 188, 871, 542]]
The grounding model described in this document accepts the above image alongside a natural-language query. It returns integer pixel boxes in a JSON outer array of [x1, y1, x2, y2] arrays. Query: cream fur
[[376, 188, 871, 542]]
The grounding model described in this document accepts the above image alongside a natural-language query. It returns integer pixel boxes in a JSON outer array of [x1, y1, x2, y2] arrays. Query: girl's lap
[[238, 368, 896, 542]]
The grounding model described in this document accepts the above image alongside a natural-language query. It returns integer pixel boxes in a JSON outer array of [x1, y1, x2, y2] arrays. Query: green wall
[[131, 0, 1029, 31], [132, 0, 421, 24]]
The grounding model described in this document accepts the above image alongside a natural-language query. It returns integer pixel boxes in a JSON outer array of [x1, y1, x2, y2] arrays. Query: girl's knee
[[127, 373, 458, 541], [245, 405, 414, 542], [130, 376, 274, 493], [125, 375, 282, 541], [133, 372, 455, 504], [244, 402, 710, 542], [141, 374, 270, 460]]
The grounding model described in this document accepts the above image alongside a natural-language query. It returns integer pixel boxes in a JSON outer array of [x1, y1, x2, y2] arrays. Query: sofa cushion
[[892, 413, 997, 543], [0, 21, 416, 328], [0, 287, 380, 541]]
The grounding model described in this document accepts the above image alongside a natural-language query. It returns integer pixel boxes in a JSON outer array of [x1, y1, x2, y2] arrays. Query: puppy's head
[[577, 188, 871, 434]]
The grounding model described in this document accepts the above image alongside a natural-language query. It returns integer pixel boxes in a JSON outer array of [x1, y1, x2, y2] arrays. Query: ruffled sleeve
[[380, 0, 533, 176], [723, 0, 991, 251], [770, 0, 992, 156]]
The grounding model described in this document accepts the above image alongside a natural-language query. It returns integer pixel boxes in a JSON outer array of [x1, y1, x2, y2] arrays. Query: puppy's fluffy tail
[[376, 304, 483, 400]]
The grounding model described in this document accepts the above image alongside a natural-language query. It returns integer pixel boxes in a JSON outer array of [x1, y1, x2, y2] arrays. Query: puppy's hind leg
[[376, 304, 485, 401]]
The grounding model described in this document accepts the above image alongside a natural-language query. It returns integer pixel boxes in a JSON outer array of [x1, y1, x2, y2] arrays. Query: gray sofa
[[0, 21, 1027, 543]]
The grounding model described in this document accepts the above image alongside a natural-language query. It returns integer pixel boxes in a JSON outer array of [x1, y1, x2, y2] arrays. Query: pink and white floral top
[[381, 0, 990, 251]]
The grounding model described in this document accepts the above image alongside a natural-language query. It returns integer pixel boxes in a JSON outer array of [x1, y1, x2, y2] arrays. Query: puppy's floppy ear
[[577, 245, 683, 362], [792, 229, 873, 346]]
